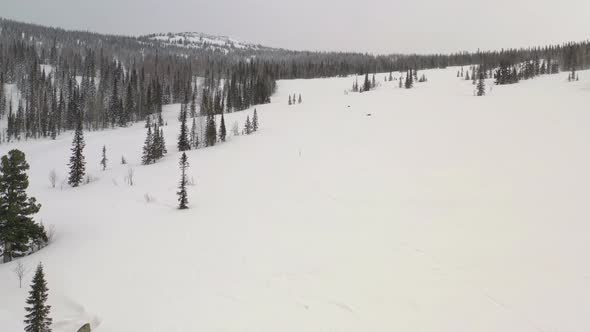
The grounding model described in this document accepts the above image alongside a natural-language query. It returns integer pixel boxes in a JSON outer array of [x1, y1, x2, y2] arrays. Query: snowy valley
[[1, 66, 590, 331]]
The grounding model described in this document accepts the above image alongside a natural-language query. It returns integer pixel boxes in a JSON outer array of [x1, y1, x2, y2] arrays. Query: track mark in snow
[[481, 291, 547, 332]]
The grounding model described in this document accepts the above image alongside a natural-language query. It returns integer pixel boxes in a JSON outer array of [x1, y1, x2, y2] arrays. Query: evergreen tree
[[100, 146, 107, 171], [141, 125, 154, 165], [24, 263, 52, 332], [252, 109, 259, 132], [244, 115, 252, 135], [177, 152, 189, 209], [190, 118, 198, 149], [298, 94, 302, 104], [67, 121, 86, 187], [476, 72, 486, 96], [121, 156, 127, 165], [205, 115, 217, 147], [152, 124, 162, 160], [0, 150, 45, 263], [288, 95, 292, 105], [177, 104, 190, 151], [219, 113, 227, 142], [363, 73, 371, 92], [159, 128, 167, 155], [190, 92, 197, 118], [405, 70, 414, 89]]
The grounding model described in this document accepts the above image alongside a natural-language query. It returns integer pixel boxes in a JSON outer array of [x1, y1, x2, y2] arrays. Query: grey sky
[[2, 0, 590, 54]]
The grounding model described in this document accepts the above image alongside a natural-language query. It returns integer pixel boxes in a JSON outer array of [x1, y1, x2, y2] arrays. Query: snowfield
[[1, 67, 590, 331]]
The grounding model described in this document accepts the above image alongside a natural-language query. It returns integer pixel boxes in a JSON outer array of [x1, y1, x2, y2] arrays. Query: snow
[[145, 32, 265, 53], [1, 67, 590, 331]]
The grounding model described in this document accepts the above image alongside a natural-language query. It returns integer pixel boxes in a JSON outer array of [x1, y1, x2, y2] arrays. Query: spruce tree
[[405, 70, 414, 89], [476, 72, 486, 96], [67, 121, 86, 187], [190, 118, 198, 148], [190, 92, 197, 118], [219, 113, 227, 142], [205, 115, 217, 147], [141, 125, 153, 165], [298, 94, 302, 104], [0, 150, 45, 263], [160, 128, 167, 156], [252, 109, 259, 132], [288, 95, 292, 105], [178, 104, 190, 151], [244, 116, 252, 135], [177, 152, 189, 209], [152, 124, 162, 161], [24, 263, 52, 332], [100, 146, 107, 171], [363, 73, 371, 92]]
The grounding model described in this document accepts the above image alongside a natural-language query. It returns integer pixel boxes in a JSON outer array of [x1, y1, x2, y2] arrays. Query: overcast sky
[[3, 0, 590, 54]]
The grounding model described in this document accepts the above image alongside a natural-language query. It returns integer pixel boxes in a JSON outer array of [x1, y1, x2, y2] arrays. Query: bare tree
[[48, 170, 57, 188], [144, 193, 154, 203], [46, 224, 56, 244], [13, 261, 29, 288], [125, 168, 134, 186], [231, 121, 240, 136]]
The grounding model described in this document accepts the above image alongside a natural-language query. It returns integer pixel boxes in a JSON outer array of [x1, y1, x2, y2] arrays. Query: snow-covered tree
[[67, 121, 86, 187], [100, 146, 107, 171], [177, 152, 189, 209], [24, 263, 52, 332]]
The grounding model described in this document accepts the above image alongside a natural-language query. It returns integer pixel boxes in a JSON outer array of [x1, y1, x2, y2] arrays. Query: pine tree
[[190, 118, 198, 149], [252, 109, 259, 132], [177, 104, 190, 152], [100, 146, 107, 171], [363, 73, 371, 92], [24, 263, 52, 332], [298, 94, 302, 104], [288, 95, 292, 105], [244, 115, 252, 135], [67, 121, 86, 187], [476, 72, 486, 96], [121, 156, 127, 165], [219, 113, 227, 142], [190, 92, 197, 118], [205, 115, 217, 147], [141, 125, 154, 165], [152, 124, 162, 160], [405, 70, 414, 89], [159, 128, 167, 155], [177, 152, 189, 209], [0, 150, 45, 263]]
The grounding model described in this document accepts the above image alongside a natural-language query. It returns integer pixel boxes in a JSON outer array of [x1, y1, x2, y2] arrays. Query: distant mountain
[[140, 32, 276, 54]]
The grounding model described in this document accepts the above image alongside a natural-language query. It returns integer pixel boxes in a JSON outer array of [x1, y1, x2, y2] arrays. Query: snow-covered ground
[[143, 32, 266, 53], [1, 67, 590, 331]]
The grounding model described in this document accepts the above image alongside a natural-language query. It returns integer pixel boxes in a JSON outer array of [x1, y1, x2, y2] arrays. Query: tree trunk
[[2, 242, 12, 263]]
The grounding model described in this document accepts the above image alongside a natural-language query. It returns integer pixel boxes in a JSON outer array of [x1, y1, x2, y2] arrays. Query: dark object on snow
[[78, 323, 91, 332], [366, 113, 372, 116]]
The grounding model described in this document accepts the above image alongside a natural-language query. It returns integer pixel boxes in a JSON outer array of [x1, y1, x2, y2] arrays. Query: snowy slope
[[1, 68, 590, 331], [142, 32, 269, 53]]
